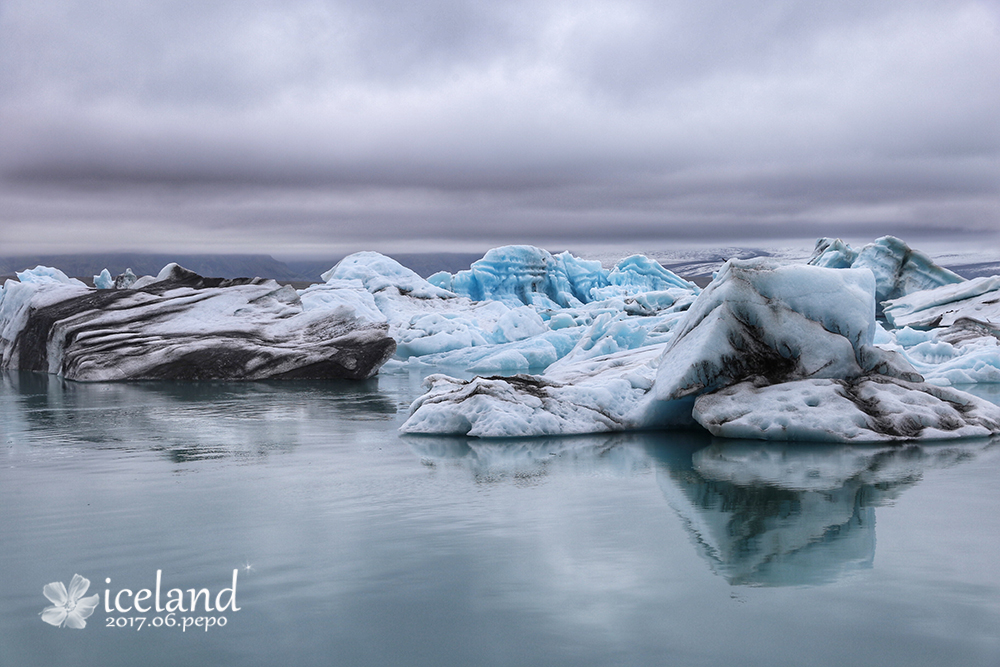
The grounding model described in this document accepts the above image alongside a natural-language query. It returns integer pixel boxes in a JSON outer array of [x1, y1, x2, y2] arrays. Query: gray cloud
[[1, 0, 997, 256]]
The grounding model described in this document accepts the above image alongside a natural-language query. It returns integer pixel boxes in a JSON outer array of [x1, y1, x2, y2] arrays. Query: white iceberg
[[652, 259, 914, 403], [400, 340, 669, 437]]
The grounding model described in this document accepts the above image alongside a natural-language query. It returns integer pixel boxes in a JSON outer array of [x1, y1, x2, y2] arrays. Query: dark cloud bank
[[1, 0, 997, 257]]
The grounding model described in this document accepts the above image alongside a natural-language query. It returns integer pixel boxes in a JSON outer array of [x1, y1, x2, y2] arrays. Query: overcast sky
[[1, 0, 997, 258]]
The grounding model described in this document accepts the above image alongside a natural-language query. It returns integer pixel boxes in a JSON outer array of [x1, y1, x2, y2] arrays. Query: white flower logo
[[40, 574, 100, 629]]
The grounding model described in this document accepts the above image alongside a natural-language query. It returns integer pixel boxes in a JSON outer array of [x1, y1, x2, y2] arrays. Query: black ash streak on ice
[[6, 265, 395, 382]]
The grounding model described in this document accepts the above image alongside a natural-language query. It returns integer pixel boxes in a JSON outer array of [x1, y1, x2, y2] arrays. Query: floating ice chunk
[[400, 342, 676, 436], [590, 255, 697, 301], [808, 236, 963, 304], [94, 268, 139, 290], [693, 377, 1000, 442], [1, 268, 90, 366], [1, 266, 395, 381], [15, 266, 86, 286], [446, 245, 608, 307], [883, 275, 1000, 330], [808, 238, 858, 269], [115, 268, 137, 289], [654, 259, 916, 404], [402, 371, 647, 437], [94, 269, 113, 289], [322, 252, 455, 299]]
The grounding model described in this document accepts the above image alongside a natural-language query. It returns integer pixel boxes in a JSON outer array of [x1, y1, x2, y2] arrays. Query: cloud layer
[[1, 0, 997, 255]]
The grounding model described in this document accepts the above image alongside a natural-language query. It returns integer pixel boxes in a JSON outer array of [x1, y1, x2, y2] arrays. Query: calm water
[[2, 370, 999, 667]]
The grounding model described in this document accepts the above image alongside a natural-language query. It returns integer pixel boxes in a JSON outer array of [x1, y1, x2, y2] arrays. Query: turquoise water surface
[[2, 370, 999, 666]]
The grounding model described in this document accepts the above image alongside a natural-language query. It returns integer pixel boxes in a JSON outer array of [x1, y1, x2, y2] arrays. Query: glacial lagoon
[[2, 369, 1000, 666]]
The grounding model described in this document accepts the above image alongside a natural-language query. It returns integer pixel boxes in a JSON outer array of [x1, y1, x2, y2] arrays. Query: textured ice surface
[[321, 251, 455, 300], [436, 245, 607, 307], [653, 259, 915, 403], [400, 344, 672, 437], [319, 249, 698, 374], [693, 377, 1000, 442], [402, 259, 920, 437], [0, 265, 395, 381], [809, 236, 964, 304], [874, 277, 1000, 385], [432, 245, 695, 308], [883, 275, 1000, 330], [94, 269, 113, 289]]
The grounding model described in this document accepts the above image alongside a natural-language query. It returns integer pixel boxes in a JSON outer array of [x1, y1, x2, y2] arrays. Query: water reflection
[[404, 432, 658, 483], [652, 437, 996, 586], [408, 429, 997, 587], [1, 371, 397, 464]]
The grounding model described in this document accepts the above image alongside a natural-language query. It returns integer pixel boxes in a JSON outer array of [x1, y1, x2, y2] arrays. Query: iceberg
[[883, 275, 1000, 330], [93, 269, 113, 289], [430, 245, 696, 308], [652, 260, 913, 403], [433, 245, 607, 307], [870, 277, 1000, 385], [0, 264, 395, 381], [400, 340, 668, 437], [809, 236, 964, 305], [402, 256, 1000, 441], [310, 248, 698, 375]]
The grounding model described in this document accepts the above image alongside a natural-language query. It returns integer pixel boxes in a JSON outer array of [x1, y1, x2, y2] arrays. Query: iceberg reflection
[[403, 432, 661, 482], [652, 438, 996, 586], [1, 371, 396, 463]]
